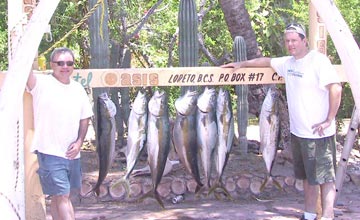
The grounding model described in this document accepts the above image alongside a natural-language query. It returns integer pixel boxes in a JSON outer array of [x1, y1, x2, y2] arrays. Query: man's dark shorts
[[291, 134, 336, 185], [36, 152, 81, 195]]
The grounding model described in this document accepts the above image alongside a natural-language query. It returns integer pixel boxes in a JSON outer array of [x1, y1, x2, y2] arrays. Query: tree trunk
[[89, 0, 111, 127], [218, 0, 259, 60], [219, 0, 266, 117]]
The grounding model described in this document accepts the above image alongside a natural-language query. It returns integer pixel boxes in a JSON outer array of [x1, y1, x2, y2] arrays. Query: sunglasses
[[53, 61, 74, 67]]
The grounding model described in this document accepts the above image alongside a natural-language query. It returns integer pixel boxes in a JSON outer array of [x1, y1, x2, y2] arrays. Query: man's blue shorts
[[36, 152, 82, 196]]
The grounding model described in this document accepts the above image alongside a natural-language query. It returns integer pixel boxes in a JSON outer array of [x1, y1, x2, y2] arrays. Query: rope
[[39, 0, 104, 57], [0, 192, 21, 220], [14, 120, 20, 191], [8, 5, 36, 59]]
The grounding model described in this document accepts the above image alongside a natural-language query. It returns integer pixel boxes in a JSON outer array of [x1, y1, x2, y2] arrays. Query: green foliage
[[108, 0, 179, 67], [199, 3, 232, 65], [246, 0, 308, 57], [38, 0, 88, 68], [326, 0, 360, 119], [0, 1, 7, 70], [327, 0, 360, 64]]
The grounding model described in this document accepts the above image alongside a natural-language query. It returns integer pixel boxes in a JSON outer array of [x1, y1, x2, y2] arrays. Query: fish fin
[[131, 165, 151, 177]]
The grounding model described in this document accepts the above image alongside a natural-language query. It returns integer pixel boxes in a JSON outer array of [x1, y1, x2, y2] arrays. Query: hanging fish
[[173, 90, 203, 193], [209, 87, 234, 199], [91, 92, 117, 196], [140, 90, 170, 208], [259, 86, 282, 191], [113, 89, 148, 195], [196, 87, 217, 189]]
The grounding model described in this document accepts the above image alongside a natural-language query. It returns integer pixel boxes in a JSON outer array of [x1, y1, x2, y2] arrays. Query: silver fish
[[173, 90, 203, 193], [112, 89, 148, 194], [92, 92, 117, 196], [209, 87, 234, 199], [124, 89, 148, 180], [196, 87, 218, 189], [143, 90, 170, 208], [259, 86, 281, 191]]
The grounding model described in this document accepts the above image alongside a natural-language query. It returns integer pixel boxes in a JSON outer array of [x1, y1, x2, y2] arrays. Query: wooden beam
[[0, 65, 347, 88]]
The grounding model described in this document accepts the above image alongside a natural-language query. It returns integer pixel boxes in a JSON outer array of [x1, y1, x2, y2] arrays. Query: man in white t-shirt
[[27, 47, 93, 220], [222, 23, 342, 220]]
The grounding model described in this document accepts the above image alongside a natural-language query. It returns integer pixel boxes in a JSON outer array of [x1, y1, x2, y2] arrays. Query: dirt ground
[[47, 123, 360, 220]]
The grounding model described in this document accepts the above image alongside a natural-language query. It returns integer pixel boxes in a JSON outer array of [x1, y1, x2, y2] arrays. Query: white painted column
[[1, 1, 60, 219], [311, 0, 360, 111]]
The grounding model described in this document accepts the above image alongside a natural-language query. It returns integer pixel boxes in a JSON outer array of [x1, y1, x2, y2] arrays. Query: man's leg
[[320, 182, 336, 218], [50, 197, 60, 220], [51, 194, 75, 220], [303, 179, 319, 214]]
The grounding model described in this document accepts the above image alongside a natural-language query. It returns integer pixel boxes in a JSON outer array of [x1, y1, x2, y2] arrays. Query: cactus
[[233, 36, 249, 154], [178, 0, 199, 94]]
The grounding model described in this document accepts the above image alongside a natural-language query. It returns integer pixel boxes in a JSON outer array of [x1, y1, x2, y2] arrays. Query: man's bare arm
[[27, 70, 36, 91], [221, 57, 272, 68]]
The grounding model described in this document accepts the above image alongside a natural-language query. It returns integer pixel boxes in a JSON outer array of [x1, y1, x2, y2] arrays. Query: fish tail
[[207, 184, 218, 197], [194, 183, 203, 194], [112, 178, 131, 197], [195, 185, 206, 198], [84, 188, 95, 197], [272, 177, 283, 191], [260, 175, 283, 192], [137, 188, 165, 209], [208, 182, 233, 201], [85, 183, 101, 197], [154, 190, 165, 209], [260, 176, 270, 192], [96, 188, 101, 197]]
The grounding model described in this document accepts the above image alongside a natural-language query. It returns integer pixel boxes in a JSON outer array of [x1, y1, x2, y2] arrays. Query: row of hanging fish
[[112, 87, 236, 207], [181, 87, 235, 199], [90, 85, 283, 206]]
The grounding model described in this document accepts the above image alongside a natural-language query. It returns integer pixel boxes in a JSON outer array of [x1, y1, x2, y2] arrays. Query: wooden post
[[311, 0, 360, 111], [309, 2, 327, 55], [309, 3, 327, 217]]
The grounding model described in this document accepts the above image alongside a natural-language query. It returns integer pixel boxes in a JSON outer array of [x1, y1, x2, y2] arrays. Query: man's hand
[[66, 141, 81, 160], [312, 120, 332, 137]]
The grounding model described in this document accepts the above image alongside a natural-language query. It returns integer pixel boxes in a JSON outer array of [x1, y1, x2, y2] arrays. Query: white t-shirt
[[271, 50, 340, 139], [30, 74, 93, 159]]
